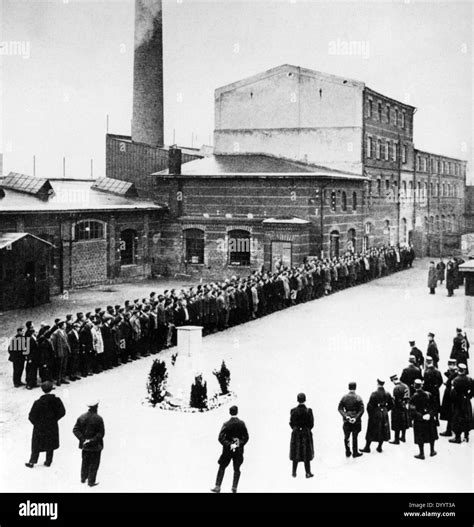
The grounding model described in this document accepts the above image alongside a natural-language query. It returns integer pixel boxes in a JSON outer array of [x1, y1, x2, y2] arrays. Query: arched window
[[424, 217, 429, 232], [417, 182, 421, 198], [447, 184, 451, 197], [435, 215, 440, 231], [394, 108, 399, 126], [408, 181, 413, 199], [330, 230, 340, 258], [401, 218, 407, 243], [377, 179, 382, 196], [184, 229, 204, 264], [441, 215, 446, 231], [347, 228, 356, 253], [442, 183, 446, 197], [376, 139, 381, 159], [423, 182, 428, 198], [352, 192, 357, 211], [341, 191, 347, 211], [74, 220, 105, 241], [120, 229, 138, 265], [228, 230, 251, 266], [330, 191, 336, 212], [436, 183, 440, 196], [402, 181, 407, 199], [430, 182, 434, 196]]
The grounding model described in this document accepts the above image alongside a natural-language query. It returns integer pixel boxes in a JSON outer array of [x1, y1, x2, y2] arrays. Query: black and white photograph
[[0, 0, 473, 521]]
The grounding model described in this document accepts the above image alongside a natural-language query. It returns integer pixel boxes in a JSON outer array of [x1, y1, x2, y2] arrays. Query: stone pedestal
[[167, 326, 203, 404]]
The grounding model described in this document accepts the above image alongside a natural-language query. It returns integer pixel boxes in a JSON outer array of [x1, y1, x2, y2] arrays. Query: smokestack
[[168, 147, 182, 175], [132, 0, 164, 147]]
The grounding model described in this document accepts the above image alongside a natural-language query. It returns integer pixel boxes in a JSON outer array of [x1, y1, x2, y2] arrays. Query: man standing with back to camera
[[338, 382, 364, 458], [211, 405, 249, 493]]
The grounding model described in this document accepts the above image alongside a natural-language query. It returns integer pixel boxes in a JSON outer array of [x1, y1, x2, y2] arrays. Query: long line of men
[[7, 244, 415, 389], [338, 329, 472, 461]]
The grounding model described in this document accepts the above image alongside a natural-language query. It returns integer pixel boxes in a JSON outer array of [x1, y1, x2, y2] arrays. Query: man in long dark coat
[[73, 400, 105, 487], [8, 327, 28, 387], [436, 258, 446, 284], [25, 324, 40, 390], [25, 381, 66, 468], [448, 364, 473, 444], [289, 393, 314, 477], [211, 405, 249, 493], [440, 359, 459, 437], [423, 357, 443, 419], [361, 379, 394, 453], [389, 374, 410, 444], [427, 261, 437, 294], [409, 341, 424, 370], [446, 260, 455, 297], [451, 328, 470, 374], [401, 356, 423, 396], [410, 379, 438, 459], [427, 332, 440, 368], [338, 382, 364, 458]]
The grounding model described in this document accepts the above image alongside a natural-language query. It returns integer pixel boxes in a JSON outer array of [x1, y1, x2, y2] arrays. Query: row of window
[[416, 156, 463, 176], [366, 135, 407, 163], [184, 229, 251, 266], [367, 178, 459, 199], [366, 97, 407, 129], [327, 191, 358, 213], [424, 214, 458, 233]]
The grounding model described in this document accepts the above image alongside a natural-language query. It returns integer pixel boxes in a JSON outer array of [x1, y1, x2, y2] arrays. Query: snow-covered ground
[[0, 259, 472, 493]]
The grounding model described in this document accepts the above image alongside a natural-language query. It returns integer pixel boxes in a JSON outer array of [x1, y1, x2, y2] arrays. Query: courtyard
[[0, 258, 472, 493]]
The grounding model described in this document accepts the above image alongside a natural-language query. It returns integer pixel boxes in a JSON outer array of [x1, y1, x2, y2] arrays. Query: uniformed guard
[[439, 359, 459, 437], [338, 382, 364, 458], [448, 364, 473, 444], [423, 357, 443, 419], [401, 356, 423, 396], [409, 340, 425, 370], [211, 405, 249, 493], [289, 393, 315, 478], [410, 379, 438, 460], [389, 374, 410, 445], [426, 332, 440, 368], [361, 379, 394, 453], [450, 328, 470, 373]]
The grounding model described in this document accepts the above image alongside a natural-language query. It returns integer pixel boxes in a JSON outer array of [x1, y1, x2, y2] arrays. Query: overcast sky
[[1, 0, 472, 181]]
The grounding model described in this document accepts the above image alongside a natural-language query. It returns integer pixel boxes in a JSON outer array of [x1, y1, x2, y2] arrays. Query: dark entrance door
[[24, 261, 36, 307]]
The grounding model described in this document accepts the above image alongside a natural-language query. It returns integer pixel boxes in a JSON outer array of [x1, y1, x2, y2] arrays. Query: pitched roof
[[0, 232, 55, 250], [91, 177, 138, 197], [155, 154, 365, 179], [0, 178, 162, 213], [1, 172, 53, 199]]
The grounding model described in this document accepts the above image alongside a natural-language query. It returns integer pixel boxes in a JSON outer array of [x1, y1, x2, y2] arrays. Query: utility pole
[[33, 155, 36, 177], [63, 157, 66, 178], [90, 159, 94, 179]]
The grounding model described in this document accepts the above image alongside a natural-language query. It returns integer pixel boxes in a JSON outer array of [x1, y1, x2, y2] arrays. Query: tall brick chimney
[[132, 0, 164, 147]]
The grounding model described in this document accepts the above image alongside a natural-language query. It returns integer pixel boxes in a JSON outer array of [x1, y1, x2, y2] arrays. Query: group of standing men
[[8, 244, 414, 390], [338, 328, 472, 462], [427, 256, 465, 296]]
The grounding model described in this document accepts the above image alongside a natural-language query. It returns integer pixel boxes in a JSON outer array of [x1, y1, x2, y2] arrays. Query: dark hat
[[390, 374, 399, 382], [297, 392, 306, 403], [348, 382, 357, 390], [414, 379, 423, 388], [428, 332, 435, 337], [25, 320, 33, 327], [409, 340, 415, 346], [85, 312, 92, 319], [114, 305, 121, 311], [377, 379, 385, 386], [41, 381, 54, 393], [54, 318, 61, 325], [229, 405, 238, 416], [66, 314, 73, 320], [409, 355, 416, 364], [94, 307, 101, 313], [456, 328, 462, 332], [76, 312, 84, 318]]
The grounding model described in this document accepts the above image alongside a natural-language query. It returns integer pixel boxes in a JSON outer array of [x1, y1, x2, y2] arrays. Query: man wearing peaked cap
[[361, 379, 394, 454], [338, 382, 365, 458], [409, 341, 425, 370], [401, 356, 423, 397], [449, 364, 473, 444], [450, 328, 470, 374], [427, 332, 439, 368], [73, 399, 104, 487], [389, 374, 410, 445], [422, 357, 443, 420], [409, 378, 438, 460]]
